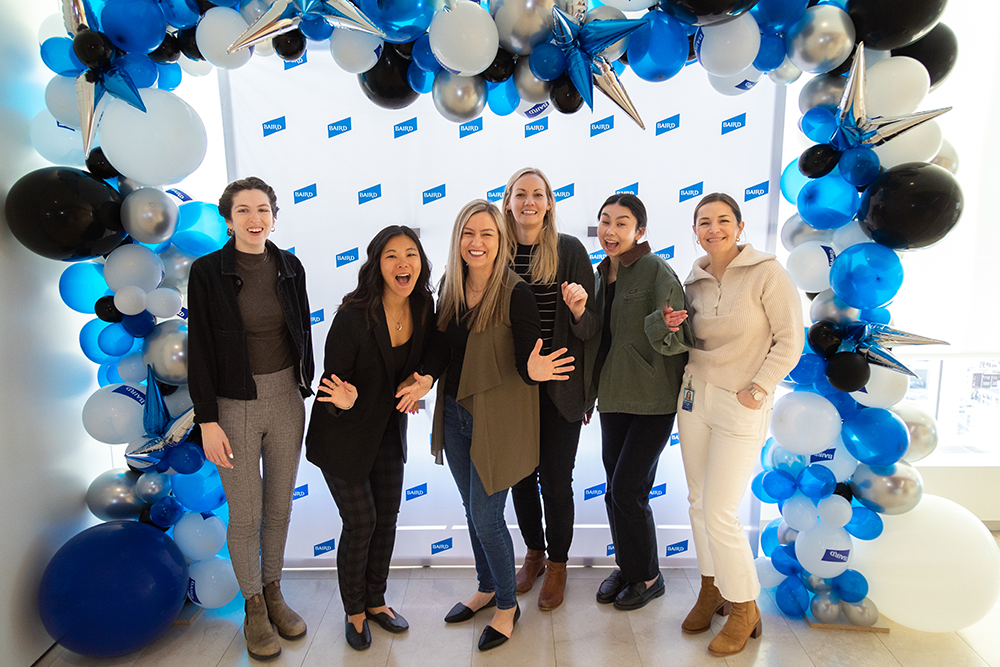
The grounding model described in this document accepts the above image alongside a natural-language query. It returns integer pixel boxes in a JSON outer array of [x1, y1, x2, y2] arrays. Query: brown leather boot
[[245, 593, 281, 661], [537, 561, 567, 610], [708, 600, 762, 657], [682, 575, 729, 634], [515, 549, 546, 594], [263, 581, 307, 639]]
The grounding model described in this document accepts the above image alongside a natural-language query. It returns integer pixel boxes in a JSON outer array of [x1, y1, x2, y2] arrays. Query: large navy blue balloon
[[38, 521, 188, 657]]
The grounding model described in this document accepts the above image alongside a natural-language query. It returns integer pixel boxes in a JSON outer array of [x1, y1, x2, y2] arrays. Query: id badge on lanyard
[[681, 379, 694, 412]]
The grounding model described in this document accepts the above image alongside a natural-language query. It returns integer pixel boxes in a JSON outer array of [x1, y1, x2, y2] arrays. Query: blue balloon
[[771, 446, 808, 476], [528, 43, 566, 82], [793, 383, 818, 394], [752, 471, 779, 503], [760, 437, 777, 470], [98, 322, 136, 357], [59, 263, 112, 314], [161, 0, 200, 29], [625, 10, 688, 83], [771, 544, 802, 576], [760, 517, 783, 557], [844, 506, 883, 540], [796, 464, 837, 499], [411, 35, 440, 73], [150, 496, 185, 527], [751, 0, 809, 30], [38, 521, 188, 657], [753, 32, 786, 72], [122, 311, 157, 337], [80, 319, 116, 364], [172, 202, 229, 257], [797, 173, 860, 230], [407, 61, 434, 93], [839, 147, 881, 187], [100, 361, 125, 386], [612, 59, 626, 75], [826, 390, 861, 418], [487, 78, 519, 117], [831, 569, 868, 603], [359, 0, 443, 44], [789, 352, 826, 385], [859, 307, 891, 324], [300, 16, 334, 41], [101, 0, 168, 54], [763, 470, 798, 501], [172, 461, 227, 511], [829, 242, 904, 309], [156, 62, 182, 91], [41, 37, 86, 76], [812, 374, 840, 396], [800, 107, 837, 142], [841, 408, 909, 466], [167, 443, 207, 475], [116, 54, 158, 88], [780, 158, 810, 204], [775, 575, 810, 617]]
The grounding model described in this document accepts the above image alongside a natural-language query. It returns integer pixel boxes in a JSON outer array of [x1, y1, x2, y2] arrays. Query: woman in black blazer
[[305, 226, 434, 651]]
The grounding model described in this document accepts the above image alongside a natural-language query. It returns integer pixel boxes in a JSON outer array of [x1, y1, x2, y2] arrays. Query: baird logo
[[665, 540, 689, 556], [294, 184, 317, 204], [721, 113, 746, 135], [525, 116, 548, 137], [656, 114, 680, 136], [293, 484, 308, 499], [811, 448, 836, 462], [112, 385, 146, 405], [616, 183, 638, 195], [336, 248, 359, 267], [486, 186, 505, 202], [313, 537, 336, 557], [649, 483, 666, 498], [679, 182, 704, 202], [406, 483, 427, 500], [589, 249, 606, 264], [523, 102, 550, 118], [283, 52, 306, 69], [584, 482, 606, 499], [328, 117, 351, 137], [553, 183, 574, 201], [655, 246, 675, 261], [262, 116, 286, 137], [310, 309, 324, 325], [394, 118, 417, 138], [431, 538, 453, 554], [422, 184, 446, 204], [744, 180, 769, 201], [822, 548, 850, 563], [459, 117, 483, 138], [607, 543, 615, 556], [358, 184, 382, 204], [590, 116, 614, 137]]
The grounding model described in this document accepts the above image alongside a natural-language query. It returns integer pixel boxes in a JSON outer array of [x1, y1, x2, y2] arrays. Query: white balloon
[[809, 435, 859, 483], [105, 244, 165, 292], [852, 495, 1000, 632], [164, 385, 193, 417], [178, 54, 214, 76], [329, 28, 384, 74], [786, 241, 836, 292], [45, 75, 81, 128], [697, 12, 760, 77], [755, 557, 786, 588], [38, 13, 67, 44], [29, 110, 85, 166], [794, 521, 852, 578], [253, 37, 276, 58], [82, 382, 148, 444], [188, 556, 240, 608], [174, 511, 227, 560], [196, 7, 253, 70], [864, 56, 930, 117], [851, 364, 909, 408], [118, 351, 148, 383], [768, 55, 802, 85], [831, 220, 870, 254], [770, 392, 842, 455], [516, 97, 553, 119], [115, 285, 148, 315], [817, 495, 852, 528], [863, 46, 891, 69], [145, 287, 183, 318], [707, 65, 763, 96], [429, 1, 499, 76], [873, 120, 942, 169], [931, 137, 959, 175], [782, 492, 818, 532], [240, 0, 271, 24], [99, 88, 208, 186]]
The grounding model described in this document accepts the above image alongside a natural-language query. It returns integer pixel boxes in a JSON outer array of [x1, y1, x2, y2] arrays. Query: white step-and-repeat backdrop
[[220, 45, 784, 567]]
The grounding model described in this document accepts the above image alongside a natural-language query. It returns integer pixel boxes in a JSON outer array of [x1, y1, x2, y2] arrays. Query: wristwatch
[[749, 386, 765, 402]]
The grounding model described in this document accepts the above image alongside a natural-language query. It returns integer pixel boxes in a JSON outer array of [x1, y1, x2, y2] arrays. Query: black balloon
[[799, 144, 842, 179], [139, 505, 170, 532], [833, 482, 853, 503], [550, 73, 583, 114], [482, 48, 517, 83], [686, 34, 697, 63], [358, 45, 419, 110], [393, 40, 415, 60], [808, 321, 843, 358], [85, 147, 121, 180], [149, 33, 181, 64], [72, 29, 116, 70], [891, 22, 958, 92], [847, 0, 946, 51], [156, 380, 179, 397], [273, 29, 306, 61], [178, 28, 203, 61], [95, 295, 123, 323], [5, 167, 125, 261], [859, 162, 963, 249], [657, 0, 758, 27], [825, 351, 871, 392]]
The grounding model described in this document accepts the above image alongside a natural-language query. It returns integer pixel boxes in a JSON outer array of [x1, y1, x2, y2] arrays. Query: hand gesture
[[396, 372, 433, 414], [317, 373, 358, 410], [561, 281, 588, 322], [527, 339, 575, 382], [663, 306, 688, 332], [201, 422, 233, 469]]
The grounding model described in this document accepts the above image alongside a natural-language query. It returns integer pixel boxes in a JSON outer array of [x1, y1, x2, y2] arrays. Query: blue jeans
[[442, 396, 517, 610]]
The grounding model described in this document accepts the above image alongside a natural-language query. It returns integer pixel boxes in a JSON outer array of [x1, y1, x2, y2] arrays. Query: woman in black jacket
[[305, 226, 434, 651], [188, 177, 314, 662]]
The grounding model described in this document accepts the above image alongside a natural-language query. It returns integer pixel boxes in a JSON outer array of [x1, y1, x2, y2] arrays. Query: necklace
[[384, 301, 407, 331]]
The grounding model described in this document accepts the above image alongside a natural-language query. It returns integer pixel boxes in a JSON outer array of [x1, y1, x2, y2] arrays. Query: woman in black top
[[305, 226, 434, 651]]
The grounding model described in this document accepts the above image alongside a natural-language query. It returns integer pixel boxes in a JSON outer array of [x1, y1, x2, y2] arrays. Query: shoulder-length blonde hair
[[501, 167, 559, 284], [438, 200, 513, 334]]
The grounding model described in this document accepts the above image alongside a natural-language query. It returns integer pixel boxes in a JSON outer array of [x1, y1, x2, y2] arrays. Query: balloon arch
[[9, 0, 997, 658]]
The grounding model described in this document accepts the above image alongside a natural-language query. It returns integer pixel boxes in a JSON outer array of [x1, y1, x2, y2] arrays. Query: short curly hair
[[218, 176, 279, 221]]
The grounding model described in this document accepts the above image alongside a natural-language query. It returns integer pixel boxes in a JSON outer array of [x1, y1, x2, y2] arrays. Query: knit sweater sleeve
[[753, 262, 805, 394]]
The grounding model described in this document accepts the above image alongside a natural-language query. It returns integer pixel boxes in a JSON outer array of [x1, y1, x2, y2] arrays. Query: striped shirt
[[513, 243, 557, 354]]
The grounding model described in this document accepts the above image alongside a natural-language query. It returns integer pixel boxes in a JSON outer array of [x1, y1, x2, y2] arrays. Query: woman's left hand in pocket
[[736, 388, 763, 410]]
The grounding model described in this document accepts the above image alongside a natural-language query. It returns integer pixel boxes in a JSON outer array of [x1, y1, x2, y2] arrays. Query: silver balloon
[[776, 521, 798, 546], [841, 597, 879, 627], [134, 470, 172, 503], [931, 138, 959, 175], [802, 572, 832, 594], [142, 319, 189, 385], [86, 468, 147, 521], [849, 461, 923, 515], [117, 175, 145, 197], [810, 289, 860, 324], [491, 0, 568, 56], [122, 188, 179, 244], [160, 244, 197, 293], [891, 404, 939, 463], [432, 72, 487, 123], [513, 57, 551, 103], [781, 213, 834, 251], [810, 592, 843, 623], [798, 73, 847, 114], [768, 55, 802, 85], [585, 6, 629, 62], [785, 5, 856, 74]]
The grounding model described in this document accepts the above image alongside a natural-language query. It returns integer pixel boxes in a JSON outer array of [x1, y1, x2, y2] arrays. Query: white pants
[[677, 373, 773, 603]]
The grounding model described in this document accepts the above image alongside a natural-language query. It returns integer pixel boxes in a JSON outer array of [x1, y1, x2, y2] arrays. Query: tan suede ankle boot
[[708, 600, 762, 657], [515, 549, 546, 594], [245, 593, 281, 661], [264, 581, 307, 639], [682, 575, 729, 634], [537, 561, 567, 610]]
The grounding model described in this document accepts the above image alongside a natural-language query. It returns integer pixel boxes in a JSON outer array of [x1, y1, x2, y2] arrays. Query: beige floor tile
[[724, 590, 814, 667], [126, 595, 247, 667], [550, 578, 643, 667], [629, 576, 725, 667], [470, 603, 555, 667], [42, 647, 143, 667], [877, 617, 988, 667], [959, 604, 1000, 667], [384, 578, 478, 667]]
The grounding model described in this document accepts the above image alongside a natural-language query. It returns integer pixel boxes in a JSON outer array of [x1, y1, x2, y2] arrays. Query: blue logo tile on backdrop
[[670, 432, 680, 446], [679, 182, 703, 202], [293, 484, 308, 500], [358, 184, 381, 204], [721, 113, 746, 135], [423, 184, 446, 204], [460, 117, 483, 138], [262, 116, 286, 137], [406, 483, 427, 500], [166, 188, 192, 202], [584, 482, 606, 500], [310, 309, 324, 325], [655, 246, 675, 260], [589, 249, 606, 264], [525, 116, 548, 138], [486, 185, 505, 202], [649, 483, 666, 499], [744, 180, 769, 201], [283, 52, 307, 69], [432, 538, 453, 554], [553, 183, 574, 201], [590, 115, 614, 137], [616, 182, 638, 195], [314, 537, 335, 557], [607, 543, 615, 556], [656, 114, 680, 136], [328, 117, 351, 138], [665, 540, 689, 556], [394, 117, 417, 138], [336, 248, 359, 267], [294, 183, 317, 204]]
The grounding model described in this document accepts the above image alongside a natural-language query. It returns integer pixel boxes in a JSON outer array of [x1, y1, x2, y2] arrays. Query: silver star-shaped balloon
[[844, 322, 948, 377], [125, 366, 196, 466], [830, 43, 951, 151], [229, 0, 384, 53]]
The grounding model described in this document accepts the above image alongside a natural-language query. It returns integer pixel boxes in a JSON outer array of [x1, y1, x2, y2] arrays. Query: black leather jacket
[[188, 238, 314, 424]]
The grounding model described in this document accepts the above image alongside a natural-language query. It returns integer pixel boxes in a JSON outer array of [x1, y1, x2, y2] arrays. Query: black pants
[[510, 389, 583, 563], [600, 411, 675, 583], [322, 425, 404, 615]]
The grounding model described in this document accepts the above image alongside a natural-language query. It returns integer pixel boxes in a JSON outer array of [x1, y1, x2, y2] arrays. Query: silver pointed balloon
[[126, 408, 197, 457], [836, 42, 866, 131], [865, 323, 948, 347], [593, 57, 644, 130], [228, 0, 384, 53], [863, 107, 953, 148], [62, 0, 90, 34], [857, 343, 919, 378], [75, 72, 98, 155]]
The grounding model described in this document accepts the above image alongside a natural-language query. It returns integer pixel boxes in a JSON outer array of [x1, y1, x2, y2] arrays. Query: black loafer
[[444, 595, 496, 623], [345, 618, 371, 651], [613, 574, 665, 611], [596, 569, 626, 604], [366, 608, 409, 633], [478, 604, 520, 652]]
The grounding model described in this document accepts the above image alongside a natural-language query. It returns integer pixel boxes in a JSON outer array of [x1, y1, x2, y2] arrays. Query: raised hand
[[663, 306, 688, 332], [527, 338, 575, 382], [317, 373, 358, 410], [561, 281, 588, 322], [396, 372, 433, 414]]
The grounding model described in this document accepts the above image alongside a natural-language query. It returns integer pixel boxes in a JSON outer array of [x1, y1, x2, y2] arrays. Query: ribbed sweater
[[683, 244, 804, 395]]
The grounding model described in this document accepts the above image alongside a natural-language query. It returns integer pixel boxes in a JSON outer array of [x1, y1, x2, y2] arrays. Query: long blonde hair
[[438, 200, 513, 334], [501, 167, 559, 285]]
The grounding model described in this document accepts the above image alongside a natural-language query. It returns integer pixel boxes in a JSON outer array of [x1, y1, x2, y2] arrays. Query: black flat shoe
[[366, 607, 409, 633], [444, 595, 497, 623], [613, 573, 665, 611], [596, 569, 626, 604], [345, 618, 371, 651], [477, 604, 520, 652]]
